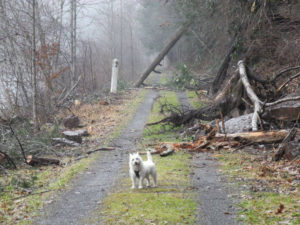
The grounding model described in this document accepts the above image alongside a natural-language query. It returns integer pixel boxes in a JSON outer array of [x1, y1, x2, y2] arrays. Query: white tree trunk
[[111, 59, 119, 94], [237, 60, 263, 131]]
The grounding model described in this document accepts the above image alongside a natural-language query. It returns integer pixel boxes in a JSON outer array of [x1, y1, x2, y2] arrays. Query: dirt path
[[35, 90, 158, 225], [177, 91, 240, 225]]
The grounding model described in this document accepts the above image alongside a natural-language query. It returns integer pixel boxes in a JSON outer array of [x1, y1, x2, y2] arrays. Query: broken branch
[[277, 72, 300, 92], [238, 60, 263, 131]]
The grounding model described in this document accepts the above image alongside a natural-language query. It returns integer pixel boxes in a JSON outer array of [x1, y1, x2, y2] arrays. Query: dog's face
[[129, 152, 142, 168]]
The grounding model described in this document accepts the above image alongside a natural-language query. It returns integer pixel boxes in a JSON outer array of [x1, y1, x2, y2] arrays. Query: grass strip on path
[[93, 90, 198, 225], [143, 90, 183, 142], [93, 153, 196, 225]]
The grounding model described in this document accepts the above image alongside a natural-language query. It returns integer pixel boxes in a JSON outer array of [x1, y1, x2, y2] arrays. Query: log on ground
[[52, 138, 80, 147], [26, 155, 60, 166], [216, 129, 300, 144]]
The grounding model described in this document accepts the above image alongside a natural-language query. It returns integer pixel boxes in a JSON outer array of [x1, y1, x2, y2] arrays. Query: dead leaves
[[275, 204, 284, 214]]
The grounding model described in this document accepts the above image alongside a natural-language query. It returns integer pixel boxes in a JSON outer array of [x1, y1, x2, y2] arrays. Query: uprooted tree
[[147, 60, 300, 130], [146, 58, 300, 160]]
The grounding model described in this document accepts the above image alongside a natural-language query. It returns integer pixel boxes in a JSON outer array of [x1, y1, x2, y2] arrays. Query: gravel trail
[[177, 91, 240, 225], [35, 90, 158, 225]]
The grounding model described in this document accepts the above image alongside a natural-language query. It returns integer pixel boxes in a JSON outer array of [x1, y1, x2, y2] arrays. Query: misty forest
[[0, 0, 299, 224]]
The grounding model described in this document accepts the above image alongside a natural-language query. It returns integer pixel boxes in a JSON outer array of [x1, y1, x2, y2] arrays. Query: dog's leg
[[146, 175, 150, 187], [131, 175, 137, 189], [138, 177, 143, 189], [152, 171, 157, 187]]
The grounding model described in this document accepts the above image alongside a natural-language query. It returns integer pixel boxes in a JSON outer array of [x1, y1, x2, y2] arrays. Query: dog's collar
[[134, 170, 140, 178]]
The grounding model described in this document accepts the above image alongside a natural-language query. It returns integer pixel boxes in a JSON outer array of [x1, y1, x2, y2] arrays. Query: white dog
[[129, 151, 157, 189]]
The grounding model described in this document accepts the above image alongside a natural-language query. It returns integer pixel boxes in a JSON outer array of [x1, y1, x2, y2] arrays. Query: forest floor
[[1, 73, 299, 225]]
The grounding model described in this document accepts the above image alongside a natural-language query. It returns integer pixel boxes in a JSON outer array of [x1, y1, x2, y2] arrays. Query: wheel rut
[[176, 91, 240, 225]]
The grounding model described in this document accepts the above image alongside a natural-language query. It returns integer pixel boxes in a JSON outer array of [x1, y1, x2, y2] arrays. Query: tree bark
[[216, 129, 300, 143], [210, 35, 238, 94], [32, 0, 38, 132], [238, 60, 263, 131], [134, 21, 193, 87], [273, 128, 297, 161], [26, 155, 60, 166]]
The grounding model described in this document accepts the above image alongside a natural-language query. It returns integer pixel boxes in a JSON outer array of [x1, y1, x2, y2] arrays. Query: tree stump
[[63, 115, 80, 129]]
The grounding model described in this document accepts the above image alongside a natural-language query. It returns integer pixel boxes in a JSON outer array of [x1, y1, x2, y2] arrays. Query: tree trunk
[[210, 35, 238, 95], [26, 155, 60, 166], [70, 0, 77, 86], [273, 128, 297, 161], [216, 129, 300, 143], [238, 60, 262, 131], [134, 21, 193, 87], [32, 0, 38, 132]]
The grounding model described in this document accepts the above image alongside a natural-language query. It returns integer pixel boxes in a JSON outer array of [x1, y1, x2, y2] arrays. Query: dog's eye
[[132, 159, 134, 161]]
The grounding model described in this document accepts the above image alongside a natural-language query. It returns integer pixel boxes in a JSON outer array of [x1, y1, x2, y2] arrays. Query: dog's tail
[[147, 150, 153, 162]]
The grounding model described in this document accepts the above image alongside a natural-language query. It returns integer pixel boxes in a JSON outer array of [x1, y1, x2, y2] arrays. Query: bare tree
[[32, 0, 38, 131]]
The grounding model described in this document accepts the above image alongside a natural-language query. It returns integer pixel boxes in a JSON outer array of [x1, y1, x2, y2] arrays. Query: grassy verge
[[216, 151, 300, 225], [0, 89, 148, 225], [93, 90, 198, 225], [186, 90, 206, 109], [0, 157, 93, 225]]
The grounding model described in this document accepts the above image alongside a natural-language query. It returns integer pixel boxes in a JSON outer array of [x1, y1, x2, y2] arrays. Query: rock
[[52, 138, 80, 147], [63, 115, 80, 129], [219, 114, 253, 134], [62, 131, 82, 143]]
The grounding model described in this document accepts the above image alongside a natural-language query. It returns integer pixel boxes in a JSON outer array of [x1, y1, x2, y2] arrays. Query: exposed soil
[[35, 90, 158, 225]]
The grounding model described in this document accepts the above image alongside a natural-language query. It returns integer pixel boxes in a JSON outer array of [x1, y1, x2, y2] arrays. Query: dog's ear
[[129, 153, 132, 158]]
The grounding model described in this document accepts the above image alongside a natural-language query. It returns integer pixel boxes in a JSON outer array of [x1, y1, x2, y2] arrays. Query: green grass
[[186, 90, 206, 109], [0, 157, 93, 225], [239, 192, 300, 225], [159, 73, 170, 86], [216, 151, 300, 225], [143, 91, 183, 142], [91, 153, 197, 225]]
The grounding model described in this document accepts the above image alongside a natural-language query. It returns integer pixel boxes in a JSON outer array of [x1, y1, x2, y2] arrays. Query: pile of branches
[[147, 60, 300, 161]]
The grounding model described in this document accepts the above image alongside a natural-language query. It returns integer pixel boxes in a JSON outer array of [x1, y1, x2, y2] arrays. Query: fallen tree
[[146, 60, 300, 131], [26, 155, 60, 166], [153, 128, 300, 160], [134, 20, 193, 87]]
